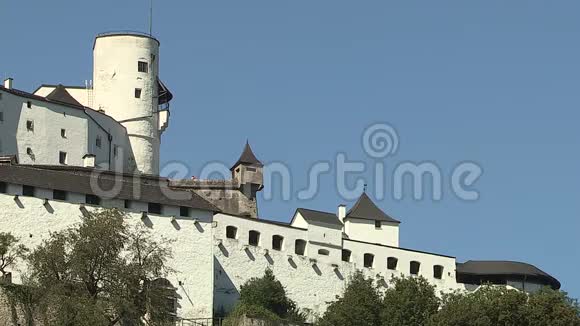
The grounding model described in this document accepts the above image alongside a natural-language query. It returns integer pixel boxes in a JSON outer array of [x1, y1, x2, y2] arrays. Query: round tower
[[92, 32, 164, 175]]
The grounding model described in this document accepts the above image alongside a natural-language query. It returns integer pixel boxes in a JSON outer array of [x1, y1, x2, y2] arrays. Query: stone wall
[[171, 179, 259, 218]]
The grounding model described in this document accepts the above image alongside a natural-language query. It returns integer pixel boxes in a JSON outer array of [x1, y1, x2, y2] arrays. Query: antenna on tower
[[149, 0, 153, 36]]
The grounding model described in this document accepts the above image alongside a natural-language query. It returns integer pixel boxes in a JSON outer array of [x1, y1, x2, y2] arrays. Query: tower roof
[[346, 192, 401, 223], [45, 84, 83, 107], [231, 142, 263, 170]]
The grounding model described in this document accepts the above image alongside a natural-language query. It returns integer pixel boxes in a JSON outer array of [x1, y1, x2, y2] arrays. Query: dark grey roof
[[45, 84, 83, 107], [231, 142, 263, 170], [0, 163, 219, 212], [157, 79, 173, 104], [295, 208, 343, 227], [456, 260, 560, 289], [346, 192, 400, 223]]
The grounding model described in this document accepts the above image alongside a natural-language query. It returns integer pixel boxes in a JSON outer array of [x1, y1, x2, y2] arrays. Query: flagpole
[[149, 0, 153, 36]]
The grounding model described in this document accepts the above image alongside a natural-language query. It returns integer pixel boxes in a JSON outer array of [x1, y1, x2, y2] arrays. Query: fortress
[[0, 32, 560, 321]]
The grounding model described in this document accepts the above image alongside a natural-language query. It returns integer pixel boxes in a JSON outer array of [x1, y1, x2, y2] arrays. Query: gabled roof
[[231, 141, 263, 170], [346, 192, 400, 223], [295, 208, 343, 227], [45, 84, 83, 107]]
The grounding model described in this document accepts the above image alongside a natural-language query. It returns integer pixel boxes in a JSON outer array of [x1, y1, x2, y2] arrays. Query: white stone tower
[[92, 32, 171, 175]]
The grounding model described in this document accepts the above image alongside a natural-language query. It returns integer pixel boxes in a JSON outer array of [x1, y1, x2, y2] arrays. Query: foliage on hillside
[[224, 268, 306, 326], [4, 209, 175, 326], [317, 272, 580, 326]]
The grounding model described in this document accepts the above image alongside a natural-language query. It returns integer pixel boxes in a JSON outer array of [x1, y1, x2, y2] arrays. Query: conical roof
[[231, 141, 263, 170], [346, 192, 400, 223], [45, 84, 83, 107]]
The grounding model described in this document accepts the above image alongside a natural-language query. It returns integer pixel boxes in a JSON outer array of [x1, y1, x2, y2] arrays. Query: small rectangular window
[[375, 221, 381, 228], [342, 249, 352, 262], [0, 93, 3, 100], [53, 190, 67, 201], [61, 129, 66, 138], [96, 136, 102, 148], [59, 151, 67, 165], [26, 120, 34, 131], [113, 145, 118, 157], [0, 182, 7, 194], [410, 261, 421, 275], [364, 253, 375, 268], [148, 202, 162, 214], [246, 167, 257, 172], [86, 194, 101, 205], [135, 88, 142, 99], [138, 61, 149, 73], [27, 101, 32, 108], [180, 206, 189, 217], [22, 185, 35, 197], [124, 200, 131, 209], [0, 112, 4, 122]]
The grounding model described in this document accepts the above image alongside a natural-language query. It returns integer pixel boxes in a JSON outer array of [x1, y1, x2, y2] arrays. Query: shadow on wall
[[214, 257, 240, 317]]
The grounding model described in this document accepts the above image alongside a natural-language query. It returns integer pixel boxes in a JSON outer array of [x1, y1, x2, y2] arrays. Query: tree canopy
[[318, 272, 580, 326], [225, 268, 305, 325], [0, 232, 28, 281], [25, 209, 175, 326]]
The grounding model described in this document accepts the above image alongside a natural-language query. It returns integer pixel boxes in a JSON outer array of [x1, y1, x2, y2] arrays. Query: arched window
[[272, 235, 284, 251], [410, 261, 421, 275], [364, 253, 374, 268], [318, 249, 330, 256], [249, 230, 260, 246], [295, 239, 306, 256], [433, 265, 444, 279], [342, 249, 352, 262], [387, 257, 398, 270], [226, 226, 238, 239]]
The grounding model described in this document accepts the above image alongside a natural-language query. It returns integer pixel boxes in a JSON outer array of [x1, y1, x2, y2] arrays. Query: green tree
[[381, 276, 439, 326], [430, 286, 530, 326], [225, 268, 305, 325], [0, 232, 28, 281], [318, 271, 382, 326], [525, 288, 580, 326], [27, 209, 174, 326]]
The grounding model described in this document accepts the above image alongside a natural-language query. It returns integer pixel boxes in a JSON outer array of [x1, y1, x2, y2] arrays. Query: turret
[[92, 32, 172, 175], [231, 142, 264, 199]]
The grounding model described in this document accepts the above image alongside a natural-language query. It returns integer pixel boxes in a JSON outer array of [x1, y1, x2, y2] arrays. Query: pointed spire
[[346, 192, 401, 223], [230, 141, 263, 170], [45, 84, 83, 107]]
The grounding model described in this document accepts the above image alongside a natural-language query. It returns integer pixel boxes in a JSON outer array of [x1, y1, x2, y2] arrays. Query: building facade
[[0, 32, 561, 322]]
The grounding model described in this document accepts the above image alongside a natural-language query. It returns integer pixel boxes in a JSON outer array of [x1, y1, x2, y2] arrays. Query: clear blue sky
[[2, 1, 579, 297]]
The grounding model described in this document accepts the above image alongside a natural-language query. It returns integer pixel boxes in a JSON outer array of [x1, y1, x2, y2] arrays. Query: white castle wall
[[93, 34, 161, 175], [345, 218, 400, 247], [0, 88, 133, 172], [213, 213, 464, 321], [0, 187, 215, 319]]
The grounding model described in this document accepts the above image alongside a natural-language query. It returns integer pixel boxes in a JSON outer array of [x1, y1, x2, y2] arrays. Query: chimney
[[82, 154, 96, 168], [337, 204, 346, 223], [3, 78, 13, 89]]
